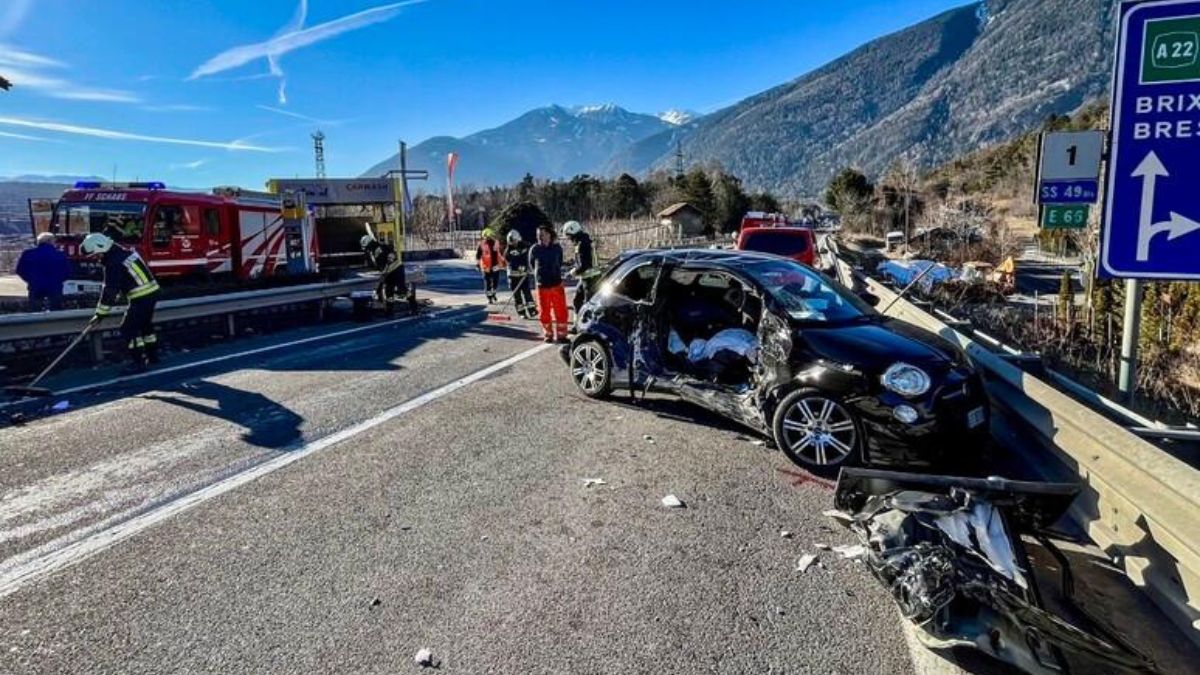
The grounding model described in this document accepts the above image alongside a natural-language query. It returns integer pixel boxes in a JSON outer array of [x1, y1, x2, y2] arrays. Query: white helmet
[[360, 234, 376, 250], [561, 220, 583, 238], [80, 232, 114, 256], [506, 230, 522, 244]]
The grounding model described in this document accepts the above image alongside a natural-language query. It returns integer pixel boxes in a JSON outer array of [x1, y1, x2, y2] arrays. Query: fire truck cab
[[47, 182, 319, 281]]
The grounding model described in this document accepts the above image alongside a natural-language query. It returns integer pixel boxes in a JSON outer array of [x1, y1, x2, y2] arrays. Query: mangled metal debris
[[831, 468, 1157, 675]]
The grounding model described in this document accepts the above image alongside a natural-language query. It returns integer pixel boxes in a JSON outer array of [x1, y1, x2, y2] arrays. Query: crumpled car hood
[[797, 319, 956, 371]]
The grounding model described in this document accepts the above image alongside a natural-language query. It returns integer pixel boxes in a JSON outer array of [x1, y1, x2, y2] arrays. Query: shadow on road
[[0, 312, 541, 437]]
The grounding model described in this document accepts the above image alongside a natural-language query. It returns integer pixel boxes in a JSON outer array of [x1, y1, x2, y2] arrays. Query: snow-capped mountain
[[364, 104, 683, 186]]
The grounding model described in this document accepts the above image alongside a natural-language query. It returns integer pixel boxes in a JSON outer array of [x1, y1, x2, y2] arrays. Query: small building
[[658, 203, 706, 237]]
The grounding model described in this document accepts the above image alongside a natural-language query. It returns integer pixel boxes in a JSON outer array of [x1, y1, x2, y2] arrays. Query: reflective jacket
[[529, 242, 564, 288], [475, 239, 506, 272], [571, 232, 601, 279], [366, 242, 402, 274], [505, 242, 531, 277], [96, 246, 159, 315]]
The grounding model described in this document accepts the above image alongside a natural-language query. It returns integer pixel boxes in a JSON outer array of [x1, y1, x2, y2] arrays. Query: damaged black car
[[560, 250, 989, 473]]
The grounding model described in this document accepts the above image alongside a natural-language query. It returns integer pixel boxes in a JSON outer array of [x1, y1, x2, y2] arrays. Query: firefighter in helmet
[[475, 228, 506, 304], [504, 229, 536, 319], [562, 220, 601, 313], [80, 232, 161, 372], [361, 234, 408, 309]]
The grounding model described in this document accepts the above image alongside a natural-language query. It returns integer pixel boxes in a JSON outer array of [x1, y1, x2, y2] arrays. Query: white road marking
[[0, 342, 553, 599], [0, 306, 475, 410]]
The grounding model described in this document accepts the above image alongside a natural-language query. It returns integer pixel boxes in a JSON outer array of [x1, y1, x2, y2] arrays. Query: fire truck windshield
[[54, 202, 147, 244]]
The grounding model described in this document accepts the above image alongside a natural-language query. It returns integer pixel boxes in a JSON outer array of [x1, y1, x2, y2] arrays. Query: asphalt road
[[0, 263, 920, 674], [1, 259, 1190, 674]]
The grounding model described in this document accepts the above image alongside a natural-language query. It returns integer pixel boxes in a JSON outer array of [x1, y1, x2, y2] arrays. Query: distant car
[[561, 249, 989, 474], [736, 226, 817, 267]]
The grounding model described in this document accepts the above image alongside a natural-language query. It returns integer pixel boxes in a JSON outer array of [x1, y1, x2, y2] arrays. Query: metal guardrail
[[843, 260, 1200, 646], [0, 277, 376, 343]]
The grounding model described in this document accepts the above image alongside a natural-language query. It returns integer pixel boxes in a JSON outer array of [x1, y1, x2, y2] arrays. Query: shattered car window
[[744, 260, 872, 323], [608, 262, 659, 302]]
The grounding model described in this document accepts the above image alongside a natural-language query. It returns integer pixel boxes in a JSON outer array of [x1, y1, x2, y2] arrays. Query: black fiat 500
[[560, 249, 989, 474]]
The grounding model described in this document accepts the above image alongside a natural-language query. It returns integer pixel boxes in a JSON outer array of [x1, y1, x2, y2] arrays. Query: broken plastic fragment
[[833, 544, 866, 559], [661, 494, 685, 509], [414, 648, 434, 667], [582, 478, 608, 488], [796, 554, 817, 573], [780, 530, 793, 539]]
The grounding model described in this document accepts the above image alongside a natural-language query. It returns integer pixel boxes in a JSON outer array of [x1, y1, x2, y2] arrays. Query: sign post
[[1104, 0, 1200, 399]]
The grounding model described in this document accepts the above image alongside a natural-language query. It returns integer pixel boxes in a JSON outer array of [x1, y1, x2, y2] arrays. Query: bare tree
[[884, 155, 921, 248]]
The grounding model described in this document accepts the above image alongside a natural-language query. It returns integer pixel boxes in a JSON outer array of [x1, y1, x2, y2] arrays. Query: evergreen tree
[[824, 168, 873, 214], [609, 173, 646, 218], [713, 171, 751, 233], [684, 168, 717, 230]]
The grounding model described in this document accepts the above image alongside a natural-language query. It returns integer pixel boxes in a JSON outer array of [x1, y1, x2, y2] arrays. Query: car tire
[[772, 389, 862, 476], [569, 339, 613, 399]]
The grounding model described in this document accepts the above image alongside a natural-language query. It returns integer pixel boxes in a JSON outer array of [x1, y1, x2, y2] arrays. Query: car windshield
[[741, 230, 810, 256], [743, 259, 872, 323], [54, 202, 147, 244]]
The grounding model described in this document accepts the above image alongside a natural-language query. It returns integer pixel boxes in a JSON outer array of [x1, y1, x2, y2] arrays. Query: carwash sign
[[1103, 0, 1200, 279], [267, 179, 399, 206]]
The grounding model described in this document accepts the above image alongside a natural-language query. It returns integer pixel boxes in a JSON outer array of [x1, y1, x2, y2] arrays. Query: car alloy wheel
[[570, 341, 612, 398], [777, 393, 858, 469]]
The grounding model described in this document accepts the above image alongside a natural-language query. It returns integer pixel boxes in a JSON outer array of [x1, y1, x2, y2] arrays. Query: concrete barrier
[[858, 271, 1200, 646]]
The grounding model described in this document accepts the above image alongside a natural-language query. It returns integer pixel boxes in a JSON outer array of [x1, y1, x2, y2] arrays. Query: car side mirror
[[857, 290, 881, 307]]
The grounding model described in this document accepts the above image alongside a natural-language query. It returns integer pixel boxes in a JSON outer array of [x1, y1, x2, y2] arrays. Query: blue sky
[[0, 0, 968, 188]]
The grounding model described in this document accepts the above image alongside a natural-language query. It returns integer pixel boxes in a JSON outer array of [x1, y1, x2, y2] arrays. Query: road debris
[[814, 543, 831, 550], [750, 439, 766, 447], [831, 468, 1156, 675], [832, 544, 865, 560], [795, 554, 817, 573], [643, 434, 656, 444], [414, 648, 435, 667], [779, 530, 793, 539], [661, 494, 685, 509], [582, 478, 608, 488]]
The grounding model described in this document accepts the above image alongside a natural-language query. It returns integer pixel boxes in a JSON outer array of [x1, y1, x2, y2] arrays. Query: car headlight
[[881, 363, 931, 397]]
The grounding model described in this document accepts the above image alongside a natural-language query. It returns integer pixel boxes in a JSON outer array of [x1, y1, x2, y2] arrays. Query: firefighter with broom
[[504, 230, 536, 319], [80, 232, 161, 373]]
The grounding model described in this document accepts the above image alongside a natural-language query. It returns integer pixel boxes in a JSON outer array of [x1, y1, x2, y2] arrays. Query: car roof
[[617, 247, 792, 270]]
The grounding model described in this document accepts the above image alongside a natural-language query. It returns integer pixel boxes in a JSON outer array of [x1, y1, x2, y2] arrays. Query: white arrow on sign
[[1134, 151, 1200, 262]]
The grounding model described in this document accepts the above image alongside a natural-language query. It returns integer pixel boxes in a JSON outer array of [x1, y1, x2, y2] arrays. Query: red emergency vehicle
[[45, 182, 319, 281]]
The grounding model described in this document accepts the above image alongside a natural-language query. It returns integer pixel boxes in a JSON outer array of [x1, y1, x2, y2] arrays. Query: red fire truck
[[43, 182, 319, 281]]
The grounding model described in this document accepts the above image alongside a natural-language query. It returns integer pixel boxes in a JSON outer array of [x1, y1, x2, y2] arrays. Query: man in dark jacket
[[504, 230, 536, 319], [562, 220, 601, 313], [80, 232, 161, 372], [15, 233, 71, 312], [529, 224, 568, 342]]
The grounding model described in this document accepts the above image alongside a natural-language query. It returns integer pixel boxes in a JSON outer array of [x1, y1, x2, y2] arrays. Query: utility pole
[[397, 140, 408, 254], [312, 131, 327, 179]]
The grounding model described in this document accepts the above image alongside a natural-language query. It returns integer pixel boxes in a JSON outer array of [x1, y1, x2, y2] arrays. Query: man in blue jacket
[[15, 233, 71, 312]]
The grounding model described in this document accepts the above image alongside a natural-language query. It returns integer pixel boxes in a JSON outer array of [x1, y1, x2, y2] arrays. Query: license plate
[[967, 407, 986, 429]]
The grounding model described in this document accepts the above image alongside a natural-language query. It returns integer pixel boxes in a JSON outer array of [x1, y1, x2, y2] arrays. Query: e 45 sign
[[1103, 0, 1200, 280]]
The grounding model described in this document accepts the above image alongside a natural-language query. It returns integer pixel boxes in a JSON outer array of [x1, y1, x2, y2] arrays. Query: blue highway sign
[[1103, 0, 1200, 280], [1040, 179, 1100, 204]]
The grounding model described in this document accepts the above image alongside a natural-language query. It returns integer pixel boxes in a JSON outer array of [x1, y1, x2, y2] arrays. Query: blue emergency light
[[129, 182, 166, 190], [74, 181, 102, 189]]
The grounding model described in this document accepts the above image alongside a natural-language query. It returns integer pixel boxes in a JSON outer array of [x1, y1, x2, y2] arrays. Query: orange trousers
[[536, 284, 570, 339]]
